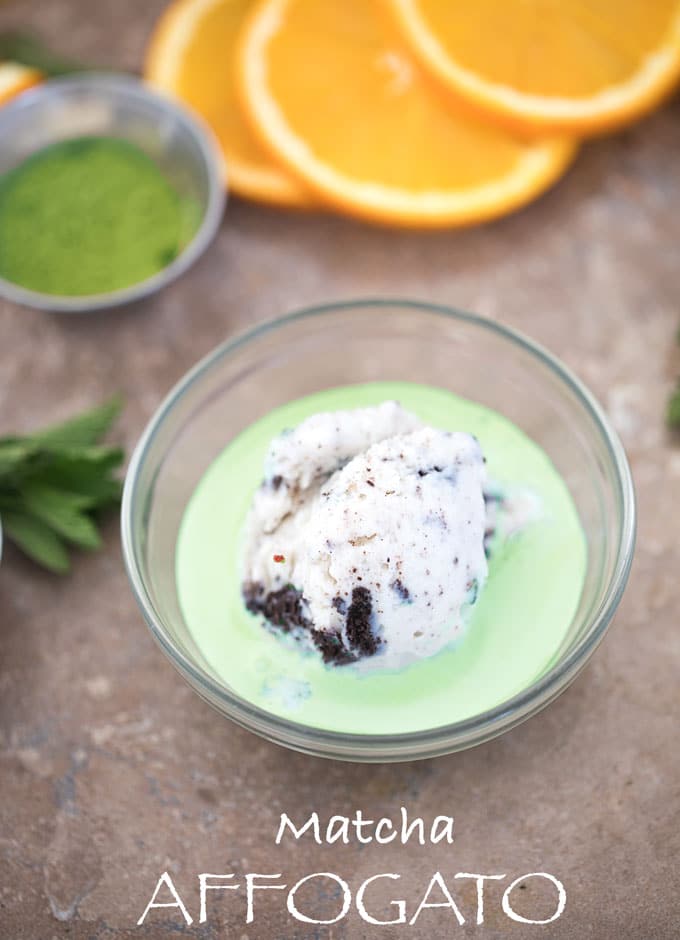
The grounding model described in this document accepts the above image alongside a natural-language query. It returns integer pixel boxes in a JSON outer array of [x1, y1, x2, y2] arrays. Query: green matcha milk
[[176, 382, 587, 735]]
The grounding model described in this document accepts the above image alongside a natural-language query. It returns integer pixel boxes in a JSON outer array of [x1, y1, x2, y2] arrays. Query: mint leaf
[[0, 31, 94, 77], [30, 445, 124, 491], [1, 511, 70, 574], [21, 483, 102, 549], [668, 383, 680, 430], [0, 439, 39, 479], [0, 397, 124, 572], [28, 471, 123, 510], [31, 396, 123, 447]]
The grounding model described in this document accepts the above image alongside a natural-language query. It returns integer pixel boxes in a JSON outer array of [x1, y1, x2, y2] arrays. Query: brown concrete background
[[1, 1, 679, 937]]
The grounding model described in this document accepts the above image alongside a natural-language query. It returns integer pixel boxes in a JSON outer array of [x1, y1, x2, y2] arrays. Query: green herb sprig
[[668, 327, 680, 431], [0, 31, 94, 77], [0, 397, 124, 574], [668, 383, 680, 429]]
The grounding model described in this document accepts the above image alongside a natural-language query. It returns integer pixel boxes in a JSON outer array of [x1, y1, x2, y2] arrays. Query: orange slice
[[238, 0, 576, 228], [388, 0, 680, 136], [145, 0, 311, 207], [0, 62, 41, 107]]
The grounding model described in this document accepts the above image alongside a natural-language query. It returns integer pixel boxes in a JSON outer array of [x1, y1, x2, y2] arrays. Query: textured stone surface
[[1, 0, 680, 936]]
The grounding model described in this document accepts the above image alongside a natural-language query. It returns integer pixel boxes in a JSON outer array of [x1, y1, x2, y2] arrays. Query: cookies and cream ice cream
[[242, 402, 493, 670]]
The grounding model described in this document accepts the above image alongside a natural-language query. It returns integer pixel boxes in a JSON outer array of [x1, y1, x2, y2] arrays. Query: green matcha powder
[[0, 136, 200, 296]]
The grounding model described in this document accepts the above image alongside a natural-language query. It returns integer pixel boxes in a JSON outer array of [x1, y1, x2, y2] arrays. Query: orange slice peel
[[145, 0, 312, 207], [388, 0, 680, 135], [238, 0, 576, 228], [0, 62, 42, 107]]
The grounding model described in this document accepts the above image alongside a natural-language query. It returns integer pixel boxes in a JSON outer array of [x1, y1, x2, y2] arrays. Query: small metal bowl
[[0, 74, 226, 313]]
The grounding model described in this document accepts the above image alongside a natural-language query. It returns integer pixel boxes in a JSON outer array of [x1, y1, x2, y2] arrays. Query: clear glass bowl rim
[[121, 299, 636, 760], [0, 73, 226, 313]]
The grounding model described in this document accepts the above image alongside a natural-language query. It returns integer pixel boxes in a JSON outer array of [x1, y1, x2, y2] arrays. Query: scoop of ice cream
[[242, 403, 490, 670], [296, 427, 488, 669], [255, 400, 422, 533]]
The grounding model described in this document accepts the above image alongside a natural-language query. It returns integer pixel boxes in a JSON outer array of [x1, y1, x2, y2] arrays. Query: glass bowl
[[121, 300, 636, 762], [0, 74, 225, 313]]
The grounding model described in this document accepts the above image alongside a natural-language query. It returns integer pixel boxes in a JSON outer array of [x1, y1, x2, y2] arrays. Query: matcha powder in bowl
[[0, 137, 200, 296], [0, 74, 226, 311]]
